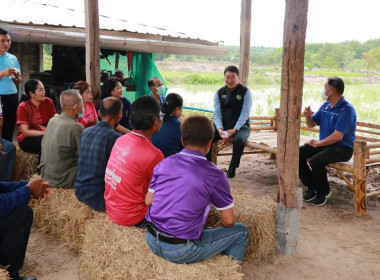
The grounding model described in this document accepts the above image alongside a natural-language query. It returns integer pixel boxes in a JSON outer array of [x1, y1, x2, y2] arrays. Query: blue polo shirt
[[312, 97, 356, 149], [0, 52, 20, 95]]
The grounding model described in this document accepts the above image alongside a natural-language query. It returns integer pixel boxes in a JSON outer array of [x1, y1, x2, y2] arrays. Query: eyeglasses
[[0, 39, 11, 44]]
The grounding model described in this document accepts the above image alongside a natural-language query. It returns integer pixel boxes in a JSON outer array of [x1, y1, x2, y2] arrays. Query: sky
[[52, 0, 380, 47]]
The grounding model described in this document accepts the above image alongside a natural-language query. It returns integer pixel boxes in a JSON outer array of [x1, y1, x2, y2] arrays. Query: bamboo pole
[[277, 0, 308, 208], [239, 0, 252, 86], [353, 141, 367, 215]]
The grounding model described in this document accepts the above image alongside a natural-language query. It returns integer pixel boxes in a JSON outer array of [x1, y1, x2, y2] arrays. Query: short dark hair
[[181, 115, 215, 146], [224, 65, 239, 76], [101, 78, 120, 99], [161, 93, 183, 121], [147, 77, 160, 88], [20, 79, 41, 102], [131, 95, 160, 130], [0, 27, 9, 36], [327, 77, 345, 94], [73, 80, 90, 95], [100, 97, 122, 117]]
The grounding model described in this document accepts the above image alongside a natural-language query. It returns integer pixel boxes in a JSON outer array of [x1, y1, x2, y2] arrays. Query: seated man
[[75, 97, 122, 211], [145, 115, 248, 263], [0, 137, 16, 181], [39, 89, 84, 188], [299, 77, 356, 206], [104, 96, 164, 227], [148, 77, 165, 105], [0, 178, 52, 280]]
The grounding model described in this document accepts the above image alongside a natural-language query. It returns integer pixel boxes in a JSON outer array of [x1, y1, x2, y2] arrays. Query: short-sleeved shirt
[[75, 121, 121, 211], [312, 97, 356, 149], [16, 98, 57, 143], [78, 102, 97, 128], [146, 149, 234, 240], [151, 115, 182, 157], [104, 131, 164, 226], [0, 52, 20, 95]]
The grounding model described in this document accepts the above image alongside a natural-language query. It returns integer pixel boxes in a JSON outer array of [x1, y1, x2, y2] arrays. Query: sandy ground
[[20, 150, 380, 280]]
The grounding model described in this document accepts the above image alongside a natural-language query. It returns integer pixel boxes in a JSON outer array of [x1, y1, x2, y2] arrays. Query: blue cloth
[[0, 52, 20, 95], [213, 85, 252, 131], [150, 93, 165, 104], [146, 223, 248, 263], [75, 121, 122, 211], [312, 97, 356, 149], [0, 181, 30, 217], [151, 115, 182, 157], [119, 97, 132, 130], [0, 138, 16, 181]]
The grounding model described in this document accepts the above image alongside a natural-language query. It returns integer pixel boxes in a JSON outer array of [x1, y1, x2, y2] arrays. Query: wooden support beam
[[277, 0, 308, 208], [239, 0, 251, 86], [353, 141, 368, 215], [84, 0, 101, 104]]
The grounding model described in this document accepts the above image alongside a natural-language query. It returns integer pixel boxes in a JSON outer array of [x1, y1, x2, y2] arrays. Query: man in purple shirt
[[145, 115, 248, 263]]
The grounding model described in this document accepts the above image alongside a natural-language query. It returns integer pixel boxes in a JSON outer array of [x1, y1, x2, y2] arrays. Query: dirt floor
[[20, 150, 380, 280]]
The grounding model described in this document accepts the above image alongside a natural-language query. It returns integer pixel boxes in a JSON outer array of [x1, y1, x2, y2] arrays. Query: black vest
[[217, 84, 249, 130]]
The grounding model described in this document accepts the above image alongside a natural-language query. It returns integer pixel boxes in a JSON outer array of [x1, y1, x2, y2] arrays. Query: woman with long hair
[[73, 80, 98, 128]]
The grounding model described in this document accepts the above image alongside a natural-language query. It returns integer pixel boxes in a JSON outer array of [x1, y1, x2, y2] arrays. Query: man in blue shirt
[[299, 77, 356, 206], [75, 97, 122, 211], [206, 65, 252, 178], [0, 178, 52, 280], [0, 137, 16, 181], [148, 77, 165, 105], [0, 27, 22, 141]]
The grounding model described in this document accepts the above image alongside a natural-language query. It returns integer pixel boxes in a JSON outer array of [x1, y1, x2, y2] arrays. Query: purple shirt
[[146, 149, 234, 240]]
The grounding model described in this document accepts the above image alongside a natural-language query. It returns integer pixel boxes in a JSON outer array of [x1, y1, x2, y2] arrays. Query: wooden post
[[239, 0, 251, 86], [211, 142, 218, 165], [84, 0, 101, 103], [277, 0, 308, 208], [273, 108, 280, 131], [353, 140, 367, 215]]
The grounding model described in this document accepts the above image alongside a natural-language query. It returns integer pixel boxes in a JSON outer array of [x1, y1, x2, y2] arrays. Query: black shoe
[[227, 166, 236, 178], [20, 277, 37, 280], [303, 189, 316, 202], [311, 194, 327, 206]]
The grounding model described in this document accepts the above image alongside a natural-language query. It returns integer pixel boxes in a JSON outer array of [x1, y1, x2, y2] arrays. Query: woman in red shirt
[[16, 79, 56, 162], [73, 80, 98, 128]]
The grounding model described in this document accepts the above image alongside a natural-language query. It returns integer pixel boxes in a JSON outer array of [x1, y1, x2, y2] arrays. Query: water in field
[[168, 83, 380, 123]]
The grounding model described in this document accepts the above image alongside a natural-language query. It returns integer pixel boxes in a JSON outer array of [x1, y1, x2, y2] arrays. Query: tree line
[[157, 39, 380, 71]]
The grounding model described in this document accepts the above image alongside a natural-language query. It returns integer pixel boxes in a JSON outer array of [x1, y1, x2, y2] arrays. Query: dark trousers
[[19, 136, 43, 164], [206, 124, 250, 168], [0, 94, 19, 141], [0, 204, 33, 280], [299, 143, 353, 195]]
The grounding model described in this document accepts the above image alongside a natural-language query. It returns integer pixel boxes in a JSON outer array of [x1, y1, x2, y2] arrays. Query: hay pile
[[10, 146, 39, 181], [30, 188, 96, 253], [80, 214, 243, 280], [0, 268, 9, 280], [207, 188, 277, 261]]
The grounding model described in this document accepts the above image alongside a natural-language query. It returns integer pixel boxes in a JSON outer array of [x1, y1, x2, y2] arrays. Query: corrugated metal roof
[[2, 0, 205, 42]]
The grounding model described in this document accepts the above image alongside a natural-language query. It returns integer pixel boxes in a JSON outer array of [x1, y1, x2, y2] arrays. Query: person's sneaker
[[303, 189, 316, 202], [227, 166, 236, 178], [326, 188, 332, 199], [311, 194, 327, 206]]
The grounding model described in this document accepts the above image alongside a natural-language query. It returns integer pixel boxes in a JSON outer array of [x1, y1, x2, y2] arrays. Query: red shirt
[[104, 131, 164, 226], [78, 102, 97, 128], [16, 98, 56, 143]]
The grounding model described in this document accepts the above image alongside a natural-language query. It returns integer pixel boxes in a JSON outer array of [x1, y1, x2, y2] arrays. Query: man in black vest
[[206, 66, 252, 178]]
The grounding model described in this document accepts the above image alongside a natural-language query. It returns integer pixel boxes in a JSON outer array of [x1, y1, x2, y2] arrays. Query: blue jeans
[[0, 138, 16, 181], [146, 223, 248, 263]]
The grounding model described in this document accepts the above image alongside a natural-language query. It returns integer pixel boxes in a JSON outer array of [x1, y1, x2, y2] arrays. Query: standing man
[[0, 27, 22, 141], [104, 96, 164, 227], [75, 97, 122, 211], [299, 77, 356, 206], [39, 89, 84, 188], [206, 65, 252, 178], [148, 77, 165, 105]]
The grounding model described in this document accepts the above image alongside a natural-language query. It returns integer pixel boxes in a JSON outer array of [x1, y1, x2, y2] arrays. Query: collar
[[61, 112, 78, 121], [179, 149, 207, 160], [131, 130, 150, 141]]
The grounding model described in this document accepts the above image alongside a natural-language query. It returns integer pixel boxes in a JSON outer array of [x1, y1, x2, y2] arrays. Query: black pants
[[0, 94, 19, 142], [206, 124, 250, 168], [19, 136, 43, 164], [0, 204, 33, 280], [299, 143, 353, 195]]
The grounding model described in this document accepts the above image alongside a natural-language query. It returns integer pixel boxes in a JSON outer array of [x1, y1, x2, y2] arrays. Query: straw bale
[[10, 146, 39, 181], [80, 215, 243, 280], [30, 188, 97, 253], [0, 268, 9, 280], [206, 188, 277, 261]]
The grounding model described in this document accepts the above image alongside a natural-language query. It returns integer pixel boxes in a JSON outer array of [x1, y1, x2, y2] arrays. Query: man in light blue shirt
[[206, 65, 252, 178]]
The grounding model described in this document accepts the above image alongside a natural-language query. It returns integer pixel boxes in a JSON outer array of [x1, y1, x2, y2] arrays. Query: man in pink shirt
[[104, 96, 164, 227]]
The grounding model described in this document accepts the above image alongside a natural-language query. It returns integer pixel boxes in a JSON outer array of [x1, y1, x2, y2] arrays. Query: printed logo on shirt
[[114, 145, 130, 164], [105, 168, 122, 190], [236, 95, 242, 101]]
